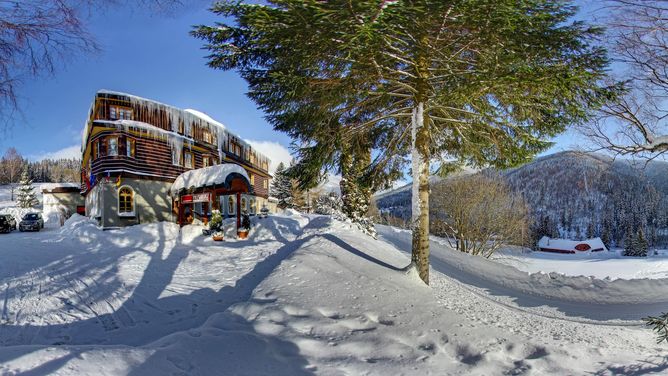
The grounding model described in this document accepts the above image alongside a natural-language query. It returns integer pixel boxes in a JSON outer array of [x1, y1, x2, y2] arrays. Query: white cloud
[[245, 139, 293, 174], [29, 145, 81, 161], [318, 173, 341, 193]]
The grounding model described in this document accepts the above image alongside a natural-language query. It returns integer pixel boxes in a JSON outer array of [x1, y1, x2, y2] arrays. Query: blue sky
[[1, 1, 580, 168]]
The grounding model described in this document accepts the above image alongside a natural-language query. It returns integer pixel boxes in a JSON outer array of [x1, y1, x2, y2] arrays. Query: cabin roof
[[537, 236, 608, 252], [170, 163, 250, 196]]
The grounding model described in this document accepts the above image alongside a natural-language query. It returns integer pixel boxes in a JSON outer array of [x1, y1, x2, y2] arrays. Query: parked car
[[259, 205, 270, 219], [19, 213, 44, 232], [0, 214, 17, 233]]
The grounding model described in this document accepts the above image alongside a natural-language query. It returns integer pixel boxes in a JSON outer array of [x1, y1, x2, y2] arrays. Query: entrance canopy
[[170, 164, 250, 196]]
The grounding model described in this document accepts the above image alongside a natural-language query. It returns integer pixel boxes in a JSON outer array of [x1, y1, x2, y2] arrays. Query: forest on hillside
[[375, 152, 668, 249]]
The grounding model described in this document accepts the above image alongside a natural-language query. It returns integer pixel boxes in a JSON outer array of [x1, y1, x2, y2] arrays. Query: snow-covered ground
[[0, 213, 666, 374], [0, 183, 79, 227], [495, 247, 668, 280]]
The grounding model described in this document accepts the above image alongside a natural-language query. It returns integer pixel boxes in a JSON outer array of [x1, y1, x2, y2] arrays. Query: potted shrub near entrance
[[238, 212, 251, 239], [209, 210, 224, 241]]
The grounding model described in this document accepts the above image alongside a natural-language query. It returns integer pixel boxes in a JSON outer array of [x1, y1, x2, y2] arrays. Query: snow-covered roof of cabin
[[40, 183, 80, 193], [537, 236, 608, 252], [170, 164, 250, 196], [97, 90, 227, 131], [184, 109, 226, 130]]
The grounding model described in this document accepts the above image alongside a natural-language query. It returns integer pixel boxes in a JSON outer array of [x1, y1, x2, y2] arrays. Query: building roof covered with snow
[[170, 164, 250, 196], [538, 236, 608, 254]]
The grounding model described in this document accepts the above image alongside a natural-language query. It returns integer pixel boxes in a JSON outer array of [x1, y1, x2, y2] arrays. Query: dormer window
[[109, 105, 133, 120], [203, 129, 213, 144]]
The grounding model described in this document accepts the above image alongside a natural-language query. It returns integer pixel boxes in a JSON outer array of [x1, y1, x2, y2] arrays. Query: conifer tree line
[[195, 0, 615, 284], [0, 147, 81, 201]]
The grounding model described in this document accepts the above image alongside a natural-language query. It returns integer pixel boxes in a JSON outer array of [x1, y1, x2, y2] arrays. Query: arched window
[[240, 197, 247, 213], [249, 198, 256, 214], [228, 195, 236, 215], [118, 186, 134, 215]]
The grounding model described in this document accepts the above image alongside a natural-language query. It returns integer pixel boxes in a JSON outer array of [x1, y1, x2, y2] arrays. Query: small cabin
[[537, 236, 608, 254]]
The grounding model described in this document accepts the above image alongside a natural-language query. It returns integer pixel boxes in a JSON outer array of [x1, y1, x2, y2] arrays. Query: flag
[[115, 175, 122, 187], [106, 171, 111, 183]]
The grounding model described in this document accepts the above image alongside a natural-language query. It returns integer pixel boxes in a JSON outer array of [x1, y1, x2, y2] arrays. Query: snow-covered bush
[[314, 192, 376, 238], [314, 193, 342, 215], [209, 210, 223, 231], [239, 212, 251, 231]]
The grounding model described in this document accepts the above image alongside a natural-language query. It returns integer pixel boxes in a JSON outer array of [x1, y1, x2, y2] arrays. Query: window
[[228, 195, 236, 215], [99, 138, 107, 156], [250, 174, 255, 185], [250, 153, 256, 165], [203, 130, 213, 144], [109, 105, 132, 120], [262, 161, 269, 171], [240, 197, 247, 213], [202, 156, 210, 167], [108, 137, 118, 156], [250, 198, 256, 214], [126, 138, 136, 158], [94, 140, 100, 159], [184, 151, 193, 169], [263, 179, 268, 189], [118, 186, 134, 215]]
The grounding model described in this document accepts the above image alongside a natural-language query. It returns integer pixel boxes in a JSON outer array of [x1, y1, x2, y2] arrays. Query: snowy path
[[0, 214, 665, 374], [0, 215, 313, 347], [377, 225, 668, 323]]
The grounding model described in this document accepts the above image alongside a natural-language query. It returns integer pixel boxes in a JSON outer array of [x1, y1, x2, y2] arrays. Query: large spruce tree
[[194, 0, 613, 284]]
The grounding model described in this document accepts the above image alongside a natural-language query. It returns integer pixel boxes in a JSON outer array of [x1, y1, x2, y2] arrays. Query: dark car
[[0, 214, 17, 233], [19, 213, 44, 232]]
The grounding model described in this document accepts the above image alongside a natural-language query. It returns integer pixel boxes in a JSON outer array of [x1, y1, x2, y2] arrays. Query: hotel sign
[[181, 193, 211, 203]]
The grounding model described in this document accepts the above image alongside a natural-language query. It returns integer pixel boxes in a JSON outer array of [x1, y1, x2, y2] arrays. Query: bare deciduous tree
[[0, 0, 183, 128], [0, 147, 24, 200], [430, 174, 529, 258], [581, 1, 668, 158]]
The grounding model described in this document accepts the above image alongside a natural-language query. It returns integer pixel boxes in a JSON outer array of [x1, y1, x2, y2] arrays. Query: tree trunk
[[340, 143, 372, 222], [411, 101, 431, 285]]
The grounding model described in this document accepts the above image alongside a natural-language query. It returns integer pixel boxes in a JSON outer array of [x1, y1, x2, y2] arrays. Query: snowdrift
[[377, 225, 668, 306]]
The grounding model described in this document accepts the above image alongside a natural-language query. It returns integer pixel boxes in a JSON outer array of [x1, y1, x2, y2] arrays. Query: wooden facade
[[81, 91, 271, 198]]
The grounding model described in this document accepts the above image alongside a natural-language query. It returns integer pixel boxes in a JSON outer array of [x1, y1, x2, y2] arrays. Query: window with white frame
[[227, 195, 236, 215], [126, 138, 136, 158], [118, 186, 134, 215], [184, 151, 193, 169], [240, 196, 247, 213], [108, 137, 118, 156], [249, 198, 256, 214]]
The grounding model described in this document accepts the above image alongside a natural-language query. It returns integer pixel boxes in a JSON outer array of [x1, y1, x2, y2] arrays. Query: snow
[[0, 183, 66, 227], [495, 246, 668, 280], [0, 213, 666, 374], [184, 108, 226, 130], [169, 164, 250, 195], [537, 236, 608, 252]]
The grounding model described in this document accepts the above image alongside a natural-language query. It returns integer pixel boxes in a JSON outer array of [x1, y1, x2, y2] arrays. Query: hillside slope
[[376, 151, 668, 247]]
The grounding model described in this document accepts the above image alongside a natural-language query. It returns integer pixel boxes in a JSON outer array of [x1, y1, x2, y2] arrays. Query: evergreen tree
[[271, 162, 294, 209], [16, 167, 37, 208], [195, 0, 614, 284], [601, 218, 612, 249], [645, 312, 668, 344], [635, 228, 649, 257], [586, 221, 595, 239]]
